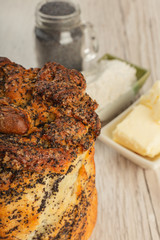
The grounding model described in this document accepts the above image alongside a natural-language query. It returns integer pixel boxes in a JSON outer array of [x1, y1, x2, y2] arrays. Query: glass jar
[[35, 0, 98, 71]]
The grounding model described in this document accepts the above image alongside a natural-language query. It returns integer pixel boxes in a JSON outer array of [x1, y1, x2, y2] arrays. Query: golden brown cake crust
[[0, 147, 97, 240], [0, 58, 100, 240]]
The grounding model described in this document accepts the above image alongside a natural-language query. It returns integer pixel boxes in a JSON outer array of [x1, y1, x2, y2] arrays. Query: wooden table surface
[[1, 0, 160, 239]]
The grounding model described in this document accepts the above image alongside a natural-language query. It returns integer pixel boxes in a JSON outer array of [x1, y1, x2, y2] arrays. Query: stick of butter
[[113, 81, 160, 158], [113, 103, 160, 158], [140, 81, 160, 123]]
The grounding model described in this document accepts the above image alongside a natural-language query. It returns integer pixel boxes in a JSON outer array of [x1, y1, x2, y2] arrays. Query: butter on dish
[[113, 81, 160, 158]]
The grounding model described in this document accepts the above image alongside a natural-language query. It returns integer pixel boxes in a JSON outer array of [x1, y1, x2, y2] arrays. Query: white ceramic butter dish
[[99, 100, 160, 169]]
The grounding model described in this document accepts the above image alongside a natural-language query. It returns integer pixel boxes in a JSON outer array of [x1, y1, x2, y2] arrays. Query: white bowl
[[83, 54, 150, 122]]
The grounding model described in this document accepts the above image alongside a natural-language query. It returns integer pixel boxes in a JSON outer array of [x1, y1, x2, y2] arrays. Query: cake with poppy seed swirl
[[0, 57, 101, 240]]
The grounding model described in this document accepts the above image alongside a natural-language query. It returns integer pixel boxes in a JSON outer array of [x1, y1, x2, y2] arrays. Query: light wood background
[[0, 0, 160, 239]]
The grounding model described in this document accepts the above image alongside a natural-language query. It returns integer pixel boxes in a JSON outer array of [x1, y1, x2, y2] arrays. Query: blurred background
[[0, 0, 160, 90], [1, 1, 160, 240]]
